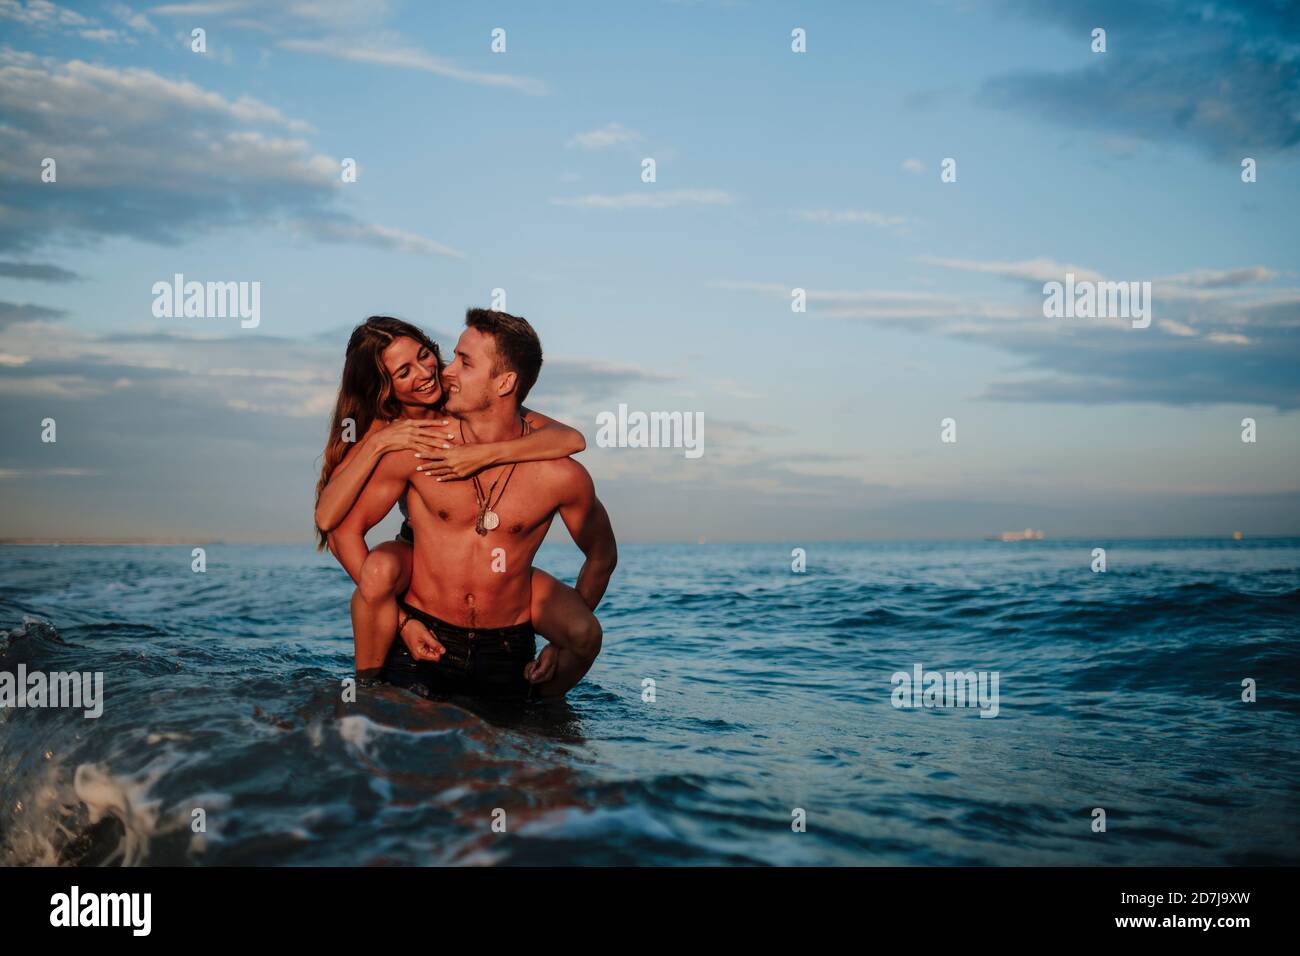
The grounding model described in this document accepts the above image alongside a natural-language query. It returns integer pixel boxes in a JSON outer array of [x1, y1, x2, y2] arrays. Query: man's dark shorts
[[381, 597, 537, 701]]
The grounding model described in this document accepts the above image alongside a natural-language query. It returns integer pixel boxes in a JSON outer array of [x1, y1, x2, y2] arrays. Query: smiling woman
[[314, 316, 446, 551]]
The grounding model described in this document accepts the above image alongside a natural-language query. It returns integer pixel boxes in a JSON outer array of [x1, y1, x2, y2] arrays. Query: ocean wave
[[2, 540, 1298, 865]]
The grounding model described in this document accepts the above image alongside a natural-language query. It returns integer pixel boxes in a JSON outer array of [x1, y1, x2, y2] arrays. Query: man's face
[[442, 327, 503, 415]]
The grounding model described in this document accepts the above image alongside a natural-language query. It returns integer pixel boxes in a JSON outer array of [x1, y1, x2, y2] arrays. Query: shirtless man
[[331, 309, 617, 700]]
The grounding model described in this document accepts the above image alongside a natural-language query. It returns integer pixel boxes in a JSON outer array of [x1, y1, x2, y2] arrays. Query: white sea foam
[[338, 714, 379, 752], [73, 759, 171, 866]]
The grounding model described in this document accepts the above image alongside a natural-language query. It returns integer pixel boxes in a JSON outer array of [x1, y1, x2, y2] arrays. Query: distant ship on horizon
[[989, 528, 1046, 542]]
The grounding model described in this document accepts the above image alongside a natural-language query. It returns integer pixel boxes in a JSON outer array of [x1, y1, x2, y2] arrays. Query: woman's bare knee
[[358, 550, 402, 603], [573, 614, 602, 661]]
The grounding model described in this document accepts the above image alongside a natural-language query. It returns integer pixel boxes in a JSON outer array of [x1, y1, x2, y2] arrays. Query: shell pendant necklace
[[465, 415, 529, 535]]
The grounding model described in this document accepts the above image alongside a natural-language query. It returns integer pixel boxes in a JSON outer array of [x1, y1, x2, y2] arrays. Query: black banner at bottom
[[0, 865, 1288, 940]]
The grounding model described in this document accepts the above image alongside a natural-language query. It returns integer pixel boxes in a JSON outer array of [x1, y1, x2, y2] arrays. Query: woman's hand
[[415, 442, 495, 481], [376, 419, 455, 457]]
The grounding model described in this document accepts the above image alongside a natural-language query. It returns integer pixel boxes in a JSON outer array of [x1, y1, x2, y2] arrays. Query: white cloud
[[152, 0, 392, 27], [709, 280, 1023, 325], [149, 1, 259, 15], [1158, 319, 1198, 337], [278, 35, 547, 94], [901, 158, 925, 173], [111, 3, 159, 34], [0, 50, 447, 259], [921, 256, 1104, 284], [567, 123, 642, 150], [715, 256, 1300, 407], [1, 0, 138, 43], [0, 467, 98, 478], [0, 50, 313, 137], [80, 27, 126, 42], [294, 220, 465, 260], [794, 209, 905, 227], [0, 0, 89, 27], [1155, 266, 1277, 288], [712, 280, 957, 306], [0, 373, 113, 399], [551, 189, 735, 210]]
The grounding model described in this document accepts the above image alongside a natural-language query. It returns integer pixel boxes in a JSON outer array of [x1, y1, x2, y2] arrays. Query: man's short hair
[[464, 308, 543, 404]]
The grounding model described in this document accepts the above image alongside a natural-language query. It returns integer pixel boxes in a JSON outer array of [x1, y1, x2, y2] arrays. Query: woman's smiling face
[[381, 335, 442, 407]]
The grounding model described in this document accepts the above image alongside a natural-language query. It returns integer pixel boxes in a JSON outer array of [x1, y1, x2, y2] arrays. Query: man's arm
[[555, 462, 617, 610], [328, 451, 412, 585]]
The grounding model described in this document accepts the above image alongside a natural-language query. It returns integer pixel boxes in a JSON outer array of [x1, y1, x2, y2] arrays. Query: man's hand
[[524, 643, 558, 685], [399, 612, 446, 662]]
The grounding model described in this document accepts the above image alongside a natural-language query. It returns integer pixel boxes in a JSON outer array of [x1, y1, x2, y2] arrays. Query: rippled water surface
[[2, 539, 1297, 865]]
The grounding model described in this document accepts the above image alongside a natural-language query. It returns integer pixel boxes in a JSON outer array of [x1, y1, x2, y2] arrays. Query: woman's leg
[[350, 541, 445, 675], [527, 568, 603, 698], [350, 540, 410, 674]]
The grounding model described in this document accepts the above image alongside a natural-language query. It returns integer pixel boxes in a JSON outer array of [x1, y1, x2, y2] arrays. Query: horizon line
[[2, 534, 1297, 547]]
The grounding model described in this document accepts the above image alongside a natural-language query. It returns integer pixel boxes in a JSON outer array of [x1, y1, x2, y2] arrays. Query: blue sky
[[1, 0, 1298, 543]]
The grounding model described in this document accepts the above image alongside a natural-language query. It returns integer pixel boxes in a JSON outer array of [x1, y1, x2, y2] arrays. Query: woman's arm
[[315, 418, 448, 532], [416, 408, 586, 481]]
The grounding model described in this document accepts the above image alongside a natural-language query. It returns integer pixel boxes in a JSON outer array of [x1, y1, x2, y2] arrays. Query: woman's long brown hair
[[314, 316, 442, 549]]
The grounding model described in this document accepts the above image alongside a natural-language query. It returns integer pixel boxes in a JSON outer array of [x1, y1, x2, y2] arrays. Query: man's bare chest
[[407, 470, 554, 538]]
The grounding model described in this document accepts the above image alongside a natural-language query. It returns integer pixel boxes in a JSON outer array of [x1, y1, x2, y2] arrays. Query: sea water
[[1, 538, 1297, 865]]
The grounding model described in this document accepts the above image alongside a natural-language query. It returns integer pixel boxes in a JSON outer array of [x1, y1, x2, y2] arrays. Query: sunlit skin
[[333, 327, 617, 697], [321, 332, 596, 681], [316, 337, 454, 537], [329, 336, 449, 670], [385, 336, 442, 404]]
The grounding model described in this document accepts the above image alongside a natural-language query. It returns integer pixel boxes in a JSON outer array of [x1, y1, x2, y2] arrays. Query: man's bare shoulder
[[531, 456, 593, 498], [532, 455, 588, 478]]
